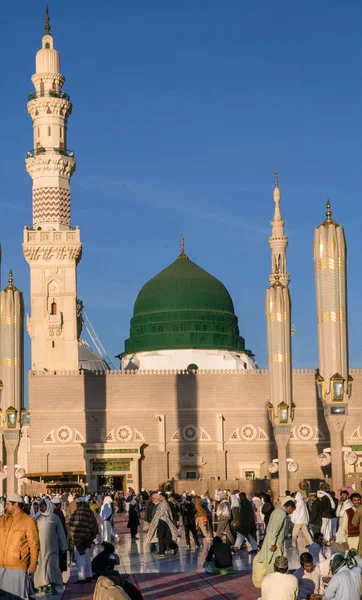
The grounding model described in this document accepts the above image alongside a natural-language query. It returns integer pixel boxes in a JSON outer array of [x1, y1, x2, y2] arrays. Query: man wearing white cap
[[0, 493, 40, 599]]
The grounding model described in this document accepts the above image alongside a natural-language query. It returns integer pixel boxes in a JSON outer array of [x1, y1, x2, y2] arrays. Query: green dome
[[123, 253, 251, 356]]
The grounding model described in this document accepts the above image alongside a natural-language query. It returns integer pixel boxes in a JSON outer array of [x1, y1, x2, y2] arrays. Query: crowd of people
[[1, 486, 362, 599], [253, 487, 362, 599]]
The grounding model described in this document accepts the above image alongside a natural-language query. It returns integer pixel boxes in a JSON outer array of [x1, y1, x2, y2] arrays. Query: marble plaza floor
[[57, 513, 316, 600]]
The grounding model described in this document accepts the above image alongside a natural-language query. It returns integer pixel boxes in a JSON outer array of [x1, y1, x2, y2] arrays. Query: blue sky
[[1, 1, 362, 377]]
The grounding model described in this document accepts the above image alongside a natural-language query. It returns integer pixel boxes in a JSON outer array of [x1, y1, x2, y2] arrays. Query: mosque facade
[[4, 11, 362, 497]]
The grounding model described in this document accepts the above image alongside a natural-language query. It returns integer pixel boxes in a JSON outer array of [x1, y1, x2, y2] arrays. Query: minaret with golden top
[[0, 270, 25, 495], [266, 172, 294, 496], [313, 199, 350, 488]]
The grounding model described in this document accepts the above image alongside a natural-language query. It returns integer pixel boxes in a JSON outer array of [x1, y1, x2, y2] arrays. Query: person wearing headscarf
[[100, 496, 114, 543], [317, 490, 335, 544], [126, 495, 140, 540], [215, 492, 234, 545], [323, 550, 360, 600], [146, 492, 179, 558], [195, 496, 210, 540], [232, 492, 258, 553], [30, 500, 40, 520], [204, 536, 237, 575], [291, 492, 313, 548], [34, 498, 68, 594], [257, 501, 296, 575], [68, 497, 99, 584], [252, 494, 265, 542], [52, 497, 68, 579]]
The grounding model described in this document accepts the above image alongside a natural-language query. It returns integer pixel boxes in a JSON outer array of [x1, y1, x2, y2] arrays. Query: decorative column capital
[[3, 429, 20, 452]]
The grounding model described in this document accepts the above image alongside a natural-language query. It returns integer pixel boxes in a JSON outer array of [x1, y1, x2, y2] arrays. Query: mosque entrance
[[97, 475, 125, 492]]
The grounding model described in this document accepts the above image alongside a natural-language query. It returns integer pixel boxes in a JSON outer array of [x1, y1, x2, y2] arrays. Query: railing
[[28, 90, 70, 102], [26, 147, 75, 158]]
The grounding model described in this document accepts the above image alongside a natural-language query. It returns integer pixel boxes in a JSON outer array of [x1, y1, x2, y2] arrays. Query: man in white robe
[[260, 555, 298, 600], [100, 496, 113, 543], [258, 500, 295, 575], [34, 498, 68, 594], [291, 492, 313, 548]]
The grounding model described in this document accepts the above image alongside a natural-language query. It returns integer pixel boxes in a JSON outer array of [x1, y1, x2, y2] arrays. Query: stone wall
[[27, 369, 362, 491]]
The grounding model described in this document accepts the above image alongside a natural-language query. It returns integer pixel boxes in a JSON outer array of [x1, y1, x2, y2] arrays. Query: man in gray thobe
[[258, 500, 295, 575]]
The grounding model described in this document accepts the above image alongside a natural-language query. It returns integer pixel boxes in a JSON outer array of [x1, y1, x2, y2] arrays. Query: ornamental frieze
[[27, 97, 72, 119], [23, 243, 82, 263], [26, 156, 76, 178]]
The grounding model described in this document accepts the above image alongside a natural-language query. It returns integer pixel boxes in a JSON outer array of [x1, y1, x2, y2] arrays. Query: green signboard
[[86, 448, 138, 455], [92, 460, 131, 472]]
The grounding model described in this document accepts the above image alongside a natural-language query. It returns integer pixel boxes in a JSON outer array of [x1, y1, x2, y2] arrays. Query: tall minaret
[[313, 199, 350, 489], [266, 172, 294, 497], [23, 7, 82, 371], [0, 271, 25, 495]]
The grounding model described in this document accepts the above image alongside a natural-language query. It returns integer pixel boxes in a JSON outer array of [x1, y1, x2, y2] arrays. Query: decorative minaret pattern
[[23, 8, 82, 371], [0, 271, 25, 495], [313, 199, 350, 489], [269, 171, 290, 287], [266, 173, 294, 497]]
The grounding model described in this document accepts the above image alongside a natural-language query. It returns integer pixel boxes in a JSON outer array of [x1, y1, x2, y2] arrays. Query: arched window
[[180, 324, 185, 331], [203, 324, 207, 331], [196, 324, 200, 332], [173, 325, 179, 332], [199, 336, 205, 344], [158, 326, 163, 333], [152, 326, 156, 333], [50, 299, 57, 315]]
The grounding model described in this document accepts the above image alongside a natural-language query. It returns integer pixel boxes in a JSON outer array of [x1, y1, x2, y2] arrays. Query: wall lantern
[[267, 403, 274, 424], [277, 401, 289, 424], [330, 373, 344, 402], [316, 374, 325, 402], [348, 375, 353, 399], [6, 406, 17, 429]]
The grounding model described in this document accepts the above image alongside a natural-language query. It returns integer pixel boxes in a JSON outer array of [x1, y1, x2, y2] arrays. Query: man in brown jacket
[[0, 492, 40, 599]]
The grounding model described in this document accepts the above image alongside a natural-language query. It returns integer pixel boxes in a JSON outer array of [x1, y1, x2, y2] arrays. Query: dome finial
[[326, 197, 332, 221], [273, 169, 281, 204], [178, 235, 188, 259], [5, 269, 17, 292], [44, 4, 51, 36]]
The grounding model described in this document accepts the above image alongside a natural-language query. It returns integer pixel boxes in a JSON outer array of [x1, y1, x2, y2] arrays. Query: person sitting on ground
[[293, 552, 324, 600], [93, 573, 144, 600], [203, 535, 237, 574], [308, 532, 330, 577], [91, 542, 120, 577], [323, 550, 361, 600], [260, 555, 298, 600]]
